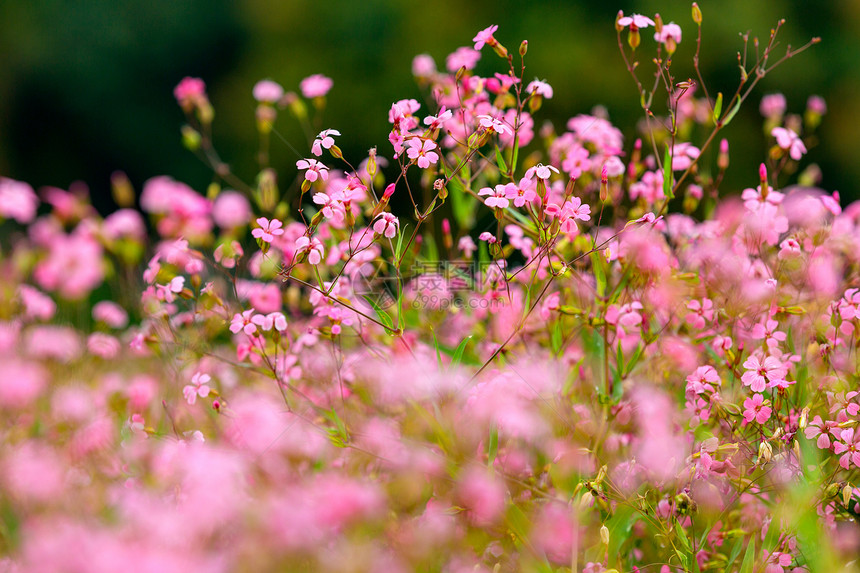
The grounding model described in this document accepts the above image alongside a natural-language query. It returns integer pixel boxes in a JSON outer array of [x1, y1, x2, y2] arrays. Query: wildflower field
[[2, 5, 860, 572]]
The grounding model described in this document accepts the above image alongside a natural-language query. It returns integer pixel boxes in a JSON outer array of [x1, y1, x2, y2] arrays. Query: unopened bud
[[519, 40, 528, 57], [600, 524, 610, 545], [442, 218, 453, 250], [615, 10, 624, 33], [758, 441, 773, 464], [329, 145, 343, 159], [181, 125, 202, 151], [825, 482, 841, 498], [654, 13, 663, 35], [627, 27, 641, 50], [692, 3, 702, 25], [718, 139, 729, 170], [843, 484, 854, 507], [600, 165, 609, 202], [110, 171, 135, 208], [367, 148, 378, 178], [528, 94, 543, 113], [456, 66, 466, 82], [759, 163, 769, 199], [799, 406, 810, 430], [383, 183, 396, 200]]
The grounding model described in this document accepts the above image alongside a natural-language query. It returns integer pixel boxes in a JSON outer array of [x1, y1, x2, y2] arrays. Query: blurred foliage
[[1, 0, 858, 211]]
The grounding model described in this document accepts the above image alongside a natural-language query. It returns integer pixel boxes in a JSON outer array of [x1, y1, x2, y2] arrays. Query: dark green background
[[1, 0, 857, 211]]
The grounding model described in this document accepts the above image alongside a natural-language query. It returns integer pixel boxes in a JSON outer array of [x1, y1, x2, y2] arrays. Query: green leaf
[[606, 504, 638, 569], [495, 145, 508, 174], [551, 319, 563, 354], [663, 144, 675, 199], [362, 295, 395, 332], [511, 141, 520, 173], [487, 425, 498, 466], [739, 538, 756, 573], [394, 223, 407, 260], [721, 98, 742, 127], [724, 536, 745, 570], [451, 335, 472, 368], [431, 328, 443, 371], [590, 252, 608, 298], [713, 91, 723, 124]]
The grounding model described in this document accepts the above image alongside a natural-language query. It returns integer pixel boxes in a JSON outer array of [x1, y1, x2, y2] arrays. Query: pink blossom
[[312, 128, 341, 157], [473, 24, 498, 51], [771, 127, 807, 160], [229, 310, 258, 335], [92, 301, 128, 328], [684, 299, 713, 330], [618, 13, 656, 29], [750, 319, 787, 349], [654, 22, 682, 44], [545, 197, 591, 233], [253, 79, 284, 103], [741, 354, 788, 392], [424, 106, 452, 131], [0, 178, 39, 223], [525, 163, 560, 181], [312, 192, 345, 223], [296, 158, 330, 182], [804, 415, 836, 449], [446, 47, 481, 72], [18, 285, 56, 321], [183, 372, 212, 405], [173, 76, 206, 107], [742, 393, 772, 424], [0, 360, 47, 408], [252, 311, 288, 332], [295, 236, 325, 265], [300, 74, 333, 98], [526, 79, 553, 98], [87, 333, 121, 359], [834, 428, 860, 470], [372, 212, 400, 238], [412, 53, 436, 77], [252, 217, 285, 243], [212, 191, 252, 229], [478, 184, 514, 209], [406, 138, 439, 169], [760, 93, 786, 118], [477, 114, 511, 136]]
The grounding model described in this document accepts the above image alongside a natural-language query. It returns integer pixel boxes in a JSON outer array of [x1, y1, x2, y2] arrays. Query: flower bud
[[367, 148, 378, 178], [383, 183, 396, 200], [758, 441, 773, 464], [519, 40, 528, 57], [759, 163, 769, 200], [110, 171, 135, 208], [492, 42, 509, 59], [692, 3, 702, 25], [615, 10, 624, 33], [330, 145, 343, 159], [654, 14, 663, 35], [799, 406, 810, 430], [442, 218, 453, 250], [717, 139, 729, 170], [600, 524, 610, 545], [181, 125, 201, 151], [600, 165, 609, 202], [627, 27, 641, 50], [844, 484, 854, 507]]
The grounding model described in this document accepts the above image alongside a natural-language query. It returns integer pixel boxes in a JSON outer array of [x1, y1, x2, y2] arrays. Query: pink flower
[[252, 311, 288, 332], [424, 106, 452, 130], [230, 310, 258, 335], [526, 79, 553, 98], [372, 212, 400, 238], [742, 393, 772, 424], [252, 217, 285, 243], [618, 13, 656, 29], [545, 197, 592, 233], [296, 158, 330, 182], [750, 319, 787, 349], [212, 190, 252, 229], [654, 22, 682, 44], [446, 47, 481, 72], [173, 76, 206, 107], [0, 178, 39, 223], [300, 74, 333, 98], [295, 236, 324, 265], [685, 299, 714, 330], [524, 163, 560, 181], [312, 193, 345, 223], [804, 415, 836, 450], [311, 129, 341, 157], [741, 354, 788, 392], [253, 79, 284, 103], [183, 372, 211, 405], [92, 301, 128, 328], [478, 184, 514, 209], [473, 25, 499, 51], [760, 93, 786, 118], [87, 333, 121, 359], [477, 114, 511, 136], [771, 127, 807, 160], [412, 53, 436, 77], [834, 428, 860, 470], [406, 138, 439, 169]]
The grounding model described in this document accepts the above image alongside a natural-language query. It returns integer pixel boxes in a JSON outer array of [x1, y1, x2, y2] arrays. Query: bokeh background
[[1, 0, 857, 212]]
